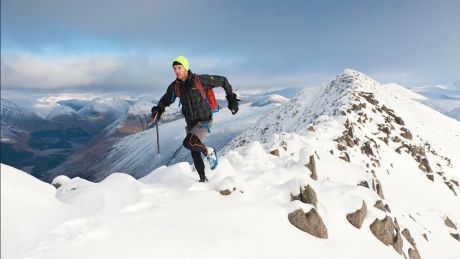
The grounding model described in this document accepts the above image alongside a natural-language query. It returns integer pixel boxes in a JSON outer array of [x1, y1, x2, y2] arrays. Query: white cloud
[[0, 52, 252, 92], [1, 52, 122, 89]]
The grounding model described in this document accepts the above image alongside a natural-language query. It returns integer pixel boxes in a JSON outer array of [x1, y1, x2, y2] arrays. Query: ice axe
[[148, 113, 160, 155]]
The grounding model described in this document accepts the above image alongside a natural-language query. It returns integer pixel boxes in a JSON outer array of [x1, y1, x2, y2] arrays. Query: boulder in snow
[[444, 216, 457, 230], [374, 200, 388, 212], [450, 233, 460, 241], [408, 248, 421, 259], [218, 176, 245, 195], [291, 185, 318, 209], [270, 149, 280, 157], [288, 208, 328, 239], [346, 201, 367, 229], [370, 216, 395, 246], [402, 228, 417, 248], [393, 231, 404, 255], [304, 155, 318, 180]]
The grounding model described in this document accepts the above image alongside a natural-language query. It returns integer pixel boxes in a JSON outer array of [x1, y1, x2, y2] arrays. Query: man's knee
[[183, 133, 196, 150], [183, 134, 191, 149]]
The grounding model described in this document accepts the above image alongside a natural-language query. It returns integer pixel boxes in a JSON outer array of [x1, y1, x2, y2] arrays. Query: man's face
[[173, 65, 188, 80]]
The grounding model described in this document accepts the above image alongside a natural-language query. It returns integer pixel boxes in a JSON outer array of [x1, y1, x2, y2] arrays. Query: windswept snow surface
[[2, 70, 460, 259]]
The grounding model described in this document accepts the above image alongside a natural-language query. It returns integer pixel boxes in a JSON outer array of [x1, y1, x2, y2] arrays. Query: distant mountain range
[[1, 88, 303, 182]]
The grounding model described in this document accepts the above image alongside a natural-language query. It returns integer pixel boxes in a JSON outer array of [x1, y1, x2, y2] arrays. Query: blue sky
[[1, 0, 459, 96]]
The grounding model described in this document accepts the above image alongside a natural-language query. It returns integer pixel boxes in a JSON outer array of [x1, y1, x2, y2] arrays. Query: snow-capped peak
[[251, 94, 290, 107], [46, 105, 77, 120]]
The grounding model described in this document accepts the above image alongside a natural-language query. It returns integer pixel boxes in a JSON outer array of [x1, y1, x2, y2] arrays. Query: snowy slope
[[2, 70, 459, 259]]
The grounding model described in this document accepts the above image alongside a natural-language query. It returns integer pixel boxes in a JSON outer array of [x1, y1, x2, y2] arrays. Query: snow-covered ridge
[[224, 69, 378, 149], [77, 98, 130, 117], [127, 100, 155, 115]]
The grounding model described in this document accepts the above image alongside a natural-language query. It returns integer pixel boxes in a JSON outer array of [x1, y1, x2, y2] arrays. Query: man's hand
[[151, 106, 164, 122], [226, 93, 240, 115]]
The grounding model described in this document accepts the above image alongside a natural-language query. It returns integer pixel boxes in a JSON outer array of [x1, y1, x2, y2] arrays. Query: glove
[[226, 93, 240, 115], [151, 106, 164, 121]]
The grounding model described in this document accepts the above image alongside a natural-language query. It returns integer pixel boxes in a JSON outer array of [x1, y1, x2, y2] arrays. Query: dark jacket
[[157, 71, 235, 126]]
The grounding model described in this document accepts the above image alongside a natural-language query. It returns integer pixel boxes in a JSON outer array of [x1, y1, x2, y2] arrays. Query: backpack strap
[[172, 81, 181, 107], [194, 75, 207, 100], [194, 74, 215, 119]]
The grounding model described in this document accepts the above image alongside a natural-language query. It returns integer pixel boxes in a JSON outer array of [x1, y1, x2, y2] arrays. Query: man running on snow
[[151, 56, 239, 182]]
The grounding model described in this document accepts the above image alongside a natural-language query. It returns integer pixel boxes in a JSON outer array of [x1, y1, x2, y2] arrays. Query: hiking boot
[[205, 146, 218, 170], [199, 175, 208, 182]]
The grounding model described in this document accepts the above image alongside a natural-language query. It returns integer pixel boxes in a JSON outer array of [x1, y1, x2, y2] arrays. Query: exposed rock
[[393, 231, 404, 254], [444, 217, 457, 230], [372, 179, 385, 199], [378, 124, 391, 135], [347, 125, 354, 138], [378, 136, 389, 145], [219, 187, 240, 196], [384, 204, 392, 213], [351, 103, 366, 112], [346, 201, 367, 229], [445, 182, 458, 196], [422, 233, 428, 241], [288, 208, 328, 239], [394, 218, 400, 231], [358, 181, 370, 188], [394, 116, 405, 126], [426, 174, 434, 181], [220, 189, 232, 195], [360, 92, 379, 106], [402, 228, 417, 248], [270, 149, 280, 157], [393, 136, 402, 143], [374, 200, 387, 212], [344, 118, 351, 128], [337, 144, 347, 151], [451, 233, 460, 241], [370, 216, 395, 246], [362, 141, 375, 156], [339, 152, 350, 162], [307, 126, 315, 132], [305, 155, 318, 180], [381, 105, 393, 114], [408, 248, 421, 259], [291, 185, 318, 208], [401, 127, 413, 140], [419, 158, 432, 173], [345, 136, 355, 147]]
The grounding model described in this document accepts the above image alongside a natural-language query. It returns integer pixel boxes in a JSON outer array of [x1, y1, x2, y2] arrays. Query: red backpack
[[173, 75, 219, 113]]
